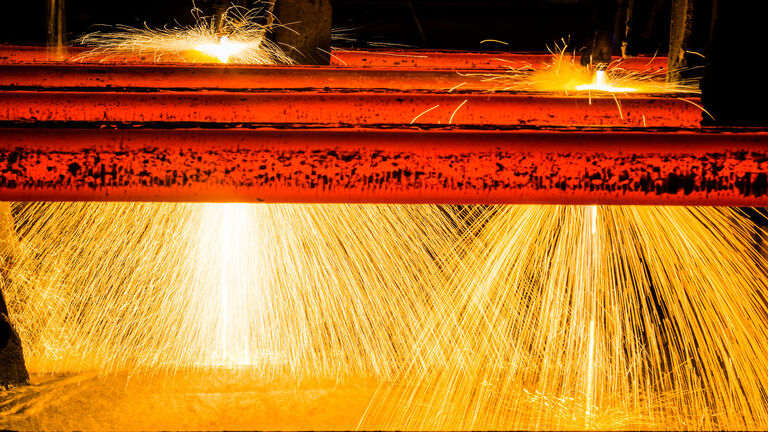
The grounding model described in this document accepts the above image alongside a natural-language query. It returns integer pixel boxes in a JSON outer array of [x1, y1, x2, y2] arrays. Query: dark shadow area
[[2, 0, 673, 54]]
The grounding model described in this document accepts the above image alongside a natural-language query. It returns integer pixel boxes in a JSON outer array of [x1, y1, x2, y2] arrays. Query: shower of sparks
[[76, 3, 294, 64], [0, 203, 460, 377], [465, 39, 700, 95], [363, 206, 768, 430], [2, 203, 768, 429]]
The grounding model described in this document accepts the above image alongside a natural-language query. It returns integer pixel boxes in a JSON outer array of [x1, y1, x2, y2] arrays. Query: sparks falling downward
[[586, 204, 598, 425], [364, 206, 768, 430], [1, 203, 460, 376], [3, 203, 768, 428], [203, 203, 253, 365]]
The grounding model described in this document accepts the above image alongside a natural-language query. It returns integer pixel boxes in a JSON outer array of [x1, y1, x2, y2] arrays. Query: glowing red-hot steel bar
[[0, 64, 507, 92], [0, 46, 667, 71], [330, 50, 667, 71], [0, 91, 703, 128], [1, 128, 766, 205]]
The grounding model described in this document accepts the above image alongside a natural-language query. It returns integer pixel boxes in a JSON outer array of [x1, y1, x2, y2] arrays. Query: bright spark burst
[[467, 39, 700, 94], [575, 70, 636, 92], [194, 36, 249, 64], [76, 4, 294, 65]]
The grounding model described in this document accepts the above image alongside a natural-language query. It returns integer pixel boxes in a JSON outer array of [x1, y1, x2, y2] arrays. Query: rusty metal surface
[[0, 46, 668, 71], [0, 91, 703, 128], [331, 50, 667, 71], [0, 63, 509, 92], [1, 127, 766, 205]]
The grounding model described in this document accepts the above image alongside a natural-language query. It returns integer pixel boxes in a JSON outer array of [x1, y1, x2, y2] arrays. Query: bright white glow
[[199, 202, 255, 366], [194, 36, 247, 63], [575, 70, 636, 92]]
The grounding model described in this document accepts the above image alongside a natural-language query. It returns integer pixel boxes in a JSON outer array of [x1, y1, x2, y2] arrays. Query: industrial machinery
[[1, 0, 767, 429]]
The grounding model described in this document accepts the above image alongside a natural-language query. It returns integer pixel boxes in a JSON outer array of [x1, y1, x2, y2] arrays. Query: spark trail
[[468, 40, 700, 94], [77, 3, 293, 64], [3, 204, 768, 429], [1, 203, 461, 378], [364, 205, 768, 430]]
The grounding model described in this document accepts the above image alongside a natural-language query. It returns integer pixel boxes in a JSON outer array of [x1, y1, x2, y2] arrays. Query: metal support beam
[[275, 0, 332, 65], [1, 127, 766, 205], [46, 0, 66, 61], [0, 62, 683, 93], [668, 0, 694, 84]]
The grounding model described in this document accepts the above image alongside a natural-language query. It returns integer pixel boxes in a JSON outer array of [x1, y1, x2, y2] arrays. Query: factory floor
[[0, 371, 381, 430]]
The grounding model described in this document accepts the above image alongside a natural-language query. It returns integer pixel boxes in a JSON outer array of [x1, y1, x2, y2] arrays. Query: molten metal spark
[[194, 36, 249, 63], [77, 4, 293, 65], [467, 39, 699, 95], [201, 203, 254, 365], [575, 70, 636, 92]]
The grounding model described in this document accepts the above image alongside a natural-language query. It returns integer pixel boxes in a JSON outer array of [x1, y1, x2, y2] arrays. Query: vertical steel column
[[667, 0, 694, 83], [581, 0, 617, 67], [275, 0, 332, 65], [46, 0, 66, 60]]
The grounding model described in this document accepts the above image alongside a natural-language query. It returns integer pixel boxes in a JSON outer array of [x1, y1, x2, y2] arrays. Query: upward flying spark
[[77, 4, 293, 65], [469, 40, 699, 94]]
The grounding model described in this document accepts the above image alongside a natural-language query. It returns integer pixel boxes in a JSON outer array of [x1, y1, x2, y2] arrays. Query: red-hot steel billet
[[1, 127, 766, 205], [0, 63, 505, 92], [331, 50, 667, 71], [0, 46, 667, 71], [0, 91, 702, 128]]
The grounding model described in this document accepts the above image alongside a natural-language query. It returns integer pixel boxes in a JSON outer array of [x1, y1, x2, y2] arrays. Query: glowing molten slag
[[575, 70, 636, 92], [194, 36, 246, 63]]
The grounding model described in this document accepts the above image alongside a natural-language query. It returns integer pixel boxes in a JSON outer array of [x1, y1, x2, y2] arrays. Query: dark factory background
[[2, 0, 681, 54]]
